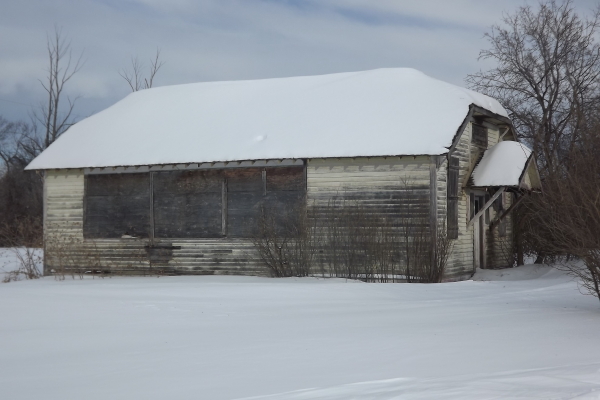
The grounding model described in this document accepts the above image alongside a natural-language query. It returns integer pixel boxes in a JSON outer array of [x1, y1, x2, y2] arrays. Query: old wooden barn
[[26, 68, 541, 281]]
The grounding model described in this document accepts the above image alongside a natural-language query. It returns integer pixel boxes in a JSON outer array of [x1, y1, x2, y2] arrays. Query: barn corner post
[[221, 176, 228, 237], [42, 170, 48, 276]]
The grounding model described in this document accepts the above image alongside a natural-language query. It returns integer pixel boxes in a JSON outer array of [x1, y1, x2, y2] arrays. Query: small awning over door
[[471, 141, 541, 191]]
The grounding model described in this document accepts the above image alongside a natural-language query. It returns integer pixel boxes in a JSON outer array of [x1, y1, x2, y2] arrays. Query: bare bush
[[0, 217, 43, 282], [253, 197, 454, 283], [320, 199, 401, 282], [525, 126, 600, 301], [45, 225, 107, 280], [252, 204, 318, 277]]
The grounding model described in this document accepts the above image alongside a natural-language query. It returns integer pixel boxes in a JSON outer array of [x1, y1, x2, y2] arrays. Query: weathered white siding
[[307, 156, 435, 278], [307, 156, 431, 202], [445, 123, 475, 280], [45, 169, 84, 239], [444, 121, 516, 276]]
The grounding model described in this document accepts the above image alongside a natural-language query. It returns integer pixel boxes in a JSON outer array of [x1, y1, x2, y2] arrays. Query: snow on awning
[[471, 141, 536, 189], [26, 68, 509, 170]]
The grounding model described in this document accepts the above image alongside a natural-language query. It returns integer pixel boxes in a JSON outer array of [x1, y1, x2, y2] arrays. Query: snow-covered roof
[[471, 141, 533, 187], [26, 68, 509, 170]]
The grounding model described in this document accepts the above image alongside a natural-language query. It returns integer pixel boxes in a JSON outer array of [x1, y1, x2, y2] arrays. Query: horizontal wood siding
[[307, 157, 431, 225], [45, 170, 84, 240], [307, 156, 432, 275], [446, 123, 475, 280]]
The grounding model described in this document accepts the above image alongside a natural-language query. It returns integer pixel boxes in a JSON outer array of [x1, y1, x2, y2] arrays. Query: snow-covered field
[[1, 251, 599, 399]]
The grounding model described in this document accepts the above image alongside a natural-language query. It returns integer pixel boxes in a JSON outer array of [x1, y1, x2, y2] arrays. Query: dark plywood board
[[154, 192, 222, 238], [266, 167, 305, 191], [84, 174, 151, 238], [227, 191, 263, 237], [86, 173, 150, 197], [224, 168, 263, 192], [153, 171, 223, 238], [153, 170, 223, 194]]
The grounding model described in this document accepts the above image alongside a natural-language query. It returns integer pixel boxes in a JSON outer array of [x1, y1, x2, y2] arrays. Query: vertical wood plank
[[150, 172, 155, 244], [429, 156, 438, 265], [222, 178, 228, 236]]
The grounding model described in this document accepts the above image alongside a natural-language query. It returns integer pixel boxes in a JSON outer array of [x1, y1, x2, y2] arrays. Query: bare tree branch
[[32, 25, 84, 149], [119, 48, 164, 92], [466, 0, 600, 175]]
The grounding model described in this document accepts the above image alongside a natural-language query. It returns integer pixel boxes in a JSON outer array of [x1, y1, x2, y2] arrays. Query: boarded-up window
[[84, 173, 150, 238], [226, 166, 306, 237], [472, 124, 488, 149], [84, 166, 306, 239], [447, 156, 459, 239], [225, 168, 263, 237], [264, 167, 306, 233], [153, 170, 223, 238]]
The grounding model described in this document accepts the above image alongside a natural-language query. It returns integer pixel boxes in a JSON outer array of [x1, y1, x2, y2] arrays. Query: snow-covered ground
[[1, 256, 599, 399]]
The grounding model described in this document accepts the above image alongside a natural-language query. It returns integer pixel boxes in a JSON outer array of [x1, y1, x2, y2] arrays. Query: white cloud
[[0, 0, 598, 122]]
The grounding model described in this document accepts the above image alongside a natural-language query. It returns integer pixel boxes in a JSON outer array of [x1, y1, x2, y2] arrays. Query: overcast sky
[[1, 0, 598, 123]]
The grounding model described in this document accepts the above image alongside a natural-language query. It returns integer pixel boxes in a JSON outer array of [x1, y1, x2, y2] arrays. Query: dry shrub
[[253, 198, 454, 283], [526, 127, 600, 300], [252, 204, 318, 277], [45, 224, 107, 280], [0, 216, 43, 282]]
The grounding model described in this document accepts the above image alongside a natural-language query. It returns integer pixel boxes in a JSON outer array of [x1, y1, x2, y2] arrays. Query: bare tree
[[0, 27, 82, 247], [467, 0, 600, 264], [525, 116, 600, 302], [466, 0, 600, 174], [32, 26, 84, 151], [119, 49, 164, 92]]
